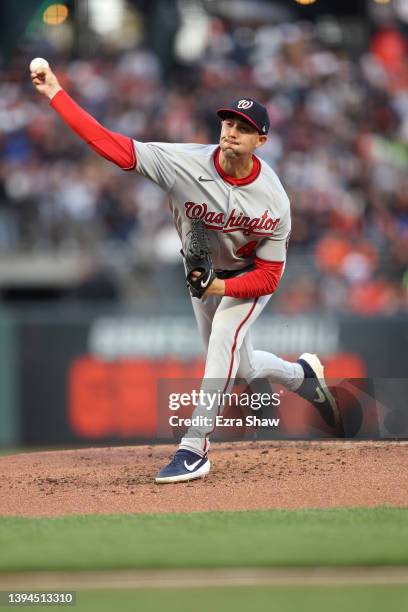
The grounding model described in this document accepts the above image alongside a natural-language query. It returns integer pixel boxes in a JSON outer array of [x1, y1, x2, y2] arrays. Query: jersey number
[[236, 241, 258, 258]]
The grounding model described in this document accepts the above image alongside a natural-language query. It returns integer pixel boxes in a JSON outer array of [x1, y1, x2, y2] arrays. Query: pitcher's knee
[[236, 364, 257, 380]]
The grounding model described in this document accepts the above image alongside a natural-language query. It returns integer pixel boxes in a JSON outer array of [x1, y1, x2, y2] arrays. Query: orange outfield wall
[[67, 354, 366, 439]]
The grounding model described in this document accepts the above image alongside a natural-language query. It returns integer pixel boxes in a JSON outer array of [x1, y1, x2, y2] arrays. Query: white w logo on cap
[[237, 99, 253, 109]]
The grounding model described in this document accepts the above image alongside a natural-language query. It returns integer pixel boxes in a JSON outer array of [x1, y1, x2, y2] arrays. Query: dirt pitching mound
[[1, 441, 407, 517]]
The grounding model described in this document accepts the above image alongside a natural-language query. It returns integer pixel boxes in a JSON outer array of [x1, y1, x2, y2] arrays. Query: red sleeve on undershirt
[[50, 89, 136, 170], [224, 257, 284, 299]]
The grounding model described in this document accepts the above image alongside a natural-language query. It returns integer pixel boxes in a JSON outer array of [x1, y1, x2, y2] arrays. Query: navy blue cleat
[[296, 353, 344, 436], [155, 449, 211, 484]]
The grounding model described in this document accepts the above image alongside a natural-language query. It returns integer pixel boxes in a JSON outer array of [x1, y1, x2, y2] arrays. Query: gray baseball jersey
[[132, 141, 291, 270]]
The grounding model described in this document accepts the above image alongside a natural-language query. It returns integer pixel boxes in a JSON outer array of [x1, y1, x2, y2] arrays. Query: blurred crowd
[[0, 15, 407, 313]]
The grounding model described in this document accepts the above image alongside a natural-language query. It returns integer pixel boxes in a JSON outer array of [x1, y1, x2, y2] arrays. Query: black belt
[[215, 264, 254, 279]]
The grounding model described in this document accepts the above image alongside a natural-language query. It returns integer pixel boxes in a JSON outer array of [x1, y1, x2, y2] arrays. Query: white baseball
[[29, 57, 49, 73]]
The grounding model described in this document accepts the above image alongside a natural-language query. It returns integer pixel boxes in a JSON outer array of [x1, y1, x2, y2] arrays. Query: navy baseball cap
[[217, 98, 270, 135]]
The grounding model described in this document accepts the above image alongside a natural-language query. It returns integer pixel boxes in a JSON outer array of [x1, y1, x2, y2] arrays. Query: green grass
[[75, 586, 408, 612], [0, 445, 92, 456], [1, 507, 408, 572], [7, 586, 408, 612], [0, 447, 25, 456], [0, 447, 60, 456]]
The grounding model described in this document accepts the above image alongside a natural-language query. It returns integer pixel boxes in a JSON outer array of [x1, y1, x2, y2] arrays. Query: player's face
[[220, 117, 267, 159]]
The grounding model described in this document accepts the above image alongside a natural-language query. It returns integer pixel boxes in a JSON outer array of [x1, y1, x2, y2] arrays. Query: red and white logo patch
[[237, 99, 253, 109]]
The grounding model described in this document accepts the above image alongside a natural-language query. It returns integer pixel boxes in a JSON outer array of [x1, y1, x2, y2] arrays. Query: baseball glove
[[184, 219, 216, 298]]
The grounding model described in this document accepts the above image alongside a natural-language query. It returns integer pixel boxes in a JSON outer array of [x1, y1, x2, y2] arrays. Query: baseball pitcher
[[31, 61, 343, 483]]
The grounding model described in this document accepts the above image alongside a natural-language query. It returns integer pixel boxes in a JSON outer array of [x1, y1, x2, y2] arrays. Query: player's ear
[[255, 135, 267, 149]]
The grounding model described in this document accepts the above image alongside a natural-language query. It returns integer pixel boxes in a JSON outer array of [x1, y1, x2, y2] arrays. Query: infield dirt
[[0, 441, 407, 517]]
